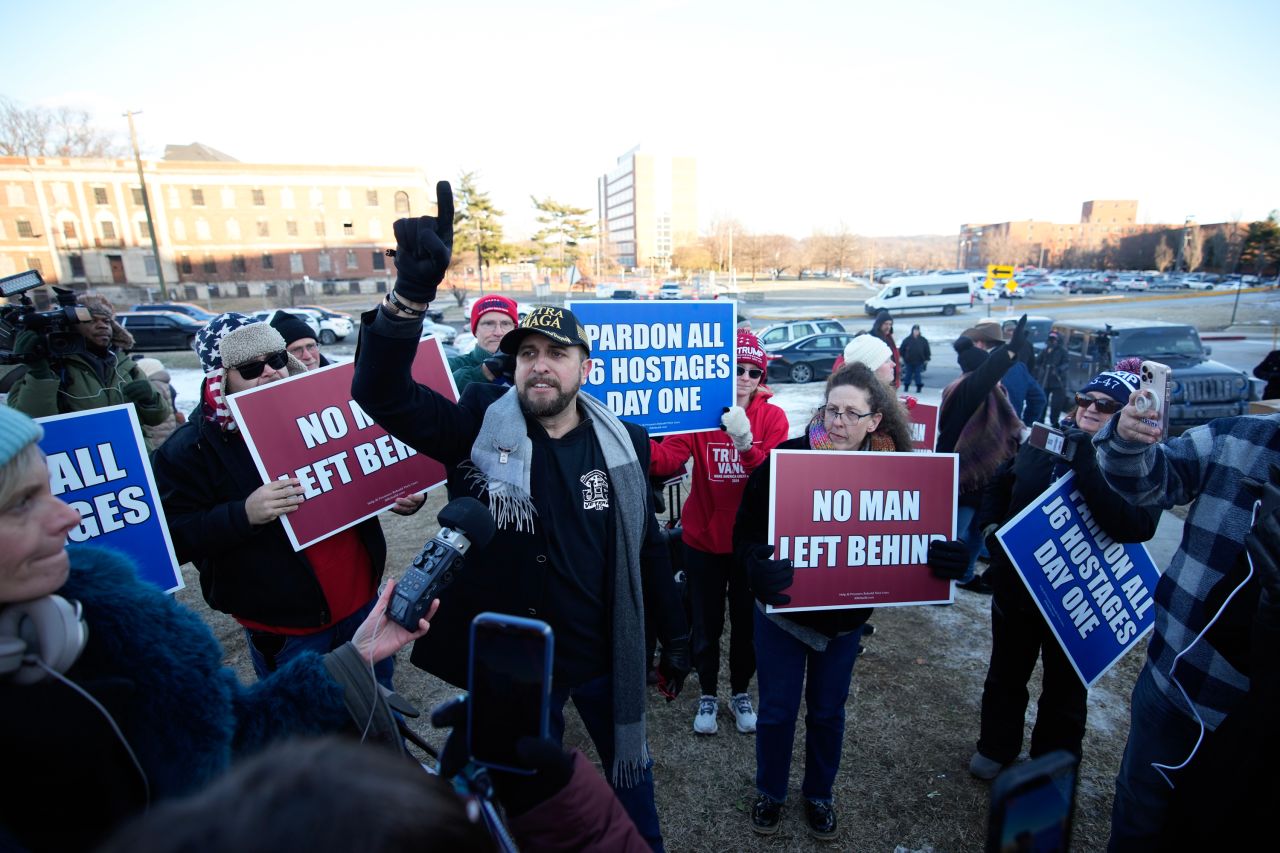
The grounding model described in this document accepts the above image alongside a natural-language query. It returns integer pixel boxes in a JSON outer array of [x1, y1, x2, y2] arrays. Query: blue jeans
[[550, 673, 664, 852], [1107, 664, 1202, 851], [955, 503, 985, 583], [244, 596, 394, 692], [902, 362, 924, 390], [753, 607, 863, 804]]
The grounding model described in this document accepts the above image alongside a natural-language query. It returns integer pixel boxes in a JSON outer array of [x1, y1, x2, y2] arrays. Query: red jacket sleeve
[[648, 431, 696, 477], [509, 751, 649, 852], [737, 398, 790, 472]]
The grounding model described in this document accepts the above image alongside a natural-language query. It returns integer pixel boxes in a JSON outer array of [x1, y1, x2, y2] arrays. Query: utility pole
[[124, 110, 168, 299]]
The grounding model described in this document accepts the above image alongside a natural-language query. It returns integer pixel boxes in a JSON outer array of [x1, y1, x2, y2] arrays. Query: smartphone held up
[[1135, 360, 1172, 439], [467, 613, 554, 775]]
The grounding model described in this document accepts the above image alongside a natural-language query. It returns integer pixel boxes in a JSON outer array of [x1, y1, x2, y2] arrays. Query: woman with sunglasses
[[151, 314, 399, 689], [649, 330, 789, 736], [957, 367, 1160, 781], [734, 363, 924, 839]]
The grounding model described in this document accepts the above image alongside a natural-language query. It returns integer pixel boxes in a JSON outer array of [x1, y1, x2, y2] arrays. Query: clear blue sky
[[4, 0, 1277, 239]]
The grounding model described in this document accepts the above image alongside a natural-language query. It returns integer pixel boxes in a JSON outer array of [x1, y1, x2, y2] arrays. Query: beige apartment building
[[597, 146, 697, 271], [0, 145, 431, 299], [959, 199, 1157, 268]]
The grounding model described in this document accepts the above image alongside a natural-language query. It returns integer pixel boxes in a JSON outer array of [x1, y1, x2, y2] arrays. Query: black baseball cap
[[499, 306, 591, 356]]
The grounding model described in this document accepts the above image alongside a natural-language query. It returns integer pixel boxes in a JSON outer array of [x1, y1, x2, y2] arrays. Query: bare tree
[[703, 216, 744, 272], [0, 95, 122, 157], [1184, 223, 1203, 272], [1153, 237, 1175, 272]]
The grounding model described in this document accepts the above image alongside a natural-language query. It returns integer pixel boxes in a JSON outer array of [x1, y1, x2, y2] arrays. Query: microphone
[[387, 497, 496, 630]]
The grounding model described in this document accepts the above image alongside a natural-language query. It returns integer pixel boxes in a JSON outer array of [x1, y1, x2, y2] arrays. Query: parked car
[[289, 307, 353, 343], [249, 309, 321, 338], [1026, 280, 1070, 296], [610, 289, 639, 300], [757, 319, 847, 352], [1050, 319, 1253, 432], [420, 319, 459, 346], [766, 333, 855, 384], [1072, 280, 1111, 294], [130, 302, 217, 322], [117, 311, 205, 352], [658, 282, 683, 300]]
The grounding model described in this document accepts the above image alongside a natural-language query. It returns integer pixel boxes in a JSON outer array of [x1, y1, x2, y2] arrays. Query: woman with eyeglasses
[[733, 363, 927, 839], [151, 314, 401, 689], [649, 330, 789, 737], [951, 367, 1160, 781]]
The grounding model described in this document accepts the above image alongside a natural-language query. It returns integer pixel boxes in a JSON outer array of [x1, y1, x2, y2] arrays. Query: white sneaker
[[730, 693, 758, 733], [693, 695, 718, 734]]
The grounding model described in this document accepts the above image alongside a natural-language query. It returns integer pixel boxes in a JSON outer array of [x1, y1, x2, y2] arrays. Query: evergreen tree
[[453, 171, 505, 283]]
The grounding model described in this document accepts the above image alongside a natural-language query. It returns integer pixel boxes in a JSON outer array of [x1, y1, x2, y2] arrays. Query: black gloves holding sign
[[927, 539, 969, 580], [746, 544, 794, 606], [391, 181, 454, 305]]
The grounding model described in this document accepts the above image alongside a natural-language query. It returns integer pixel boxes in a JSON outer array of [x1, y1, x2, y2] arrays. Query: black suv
[[118, 311, 205, 352], [1050, 319, 1253, 432], [131, 302, 217, 323]]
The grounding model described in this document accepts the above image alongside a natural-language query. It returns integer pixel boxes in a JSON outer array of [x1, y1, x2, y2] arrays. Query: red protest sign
[[228, 338, 455, 550], [903, 399, 939, 452], [766, 449, 957, 610]]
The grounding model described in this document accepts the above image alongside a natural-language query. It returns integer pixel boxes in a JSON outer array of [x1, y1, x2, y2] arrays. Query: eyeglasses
[[477, 318, 515, 332], [1073, 393, 1124, 414], [736, 366, 763, 378], [233, 350, 289, 380], [823, 406, 876, 423], [288, 342, 320, 355]]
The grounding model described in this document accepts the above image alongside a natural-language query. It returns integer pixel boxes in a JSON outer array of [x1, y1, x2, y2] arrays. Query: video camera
[[0, 270, 92, 366]]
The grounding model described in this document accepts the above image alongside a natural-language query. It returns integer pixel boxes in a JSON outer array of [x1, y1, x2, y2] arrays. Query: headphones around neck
[[0, 596, 89, 685]]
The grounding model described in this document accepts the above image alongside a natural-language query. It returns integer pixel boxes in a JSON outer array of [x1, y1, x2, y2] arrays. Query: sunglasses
[[1074, 393, 1124, 414], [233, 350, 289, 380], [737, 366, 763, 378]]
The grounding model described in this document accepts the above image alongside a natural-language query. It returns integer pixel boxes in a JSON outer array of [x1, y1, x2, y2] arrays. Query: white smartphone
[[1136, 360, 1172, 438]]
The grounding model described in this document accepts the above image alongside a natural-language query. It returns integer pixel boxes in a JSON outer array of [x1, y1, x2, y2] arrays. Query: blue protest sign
[[995, 471, 1159, 688], [37, 405, 184, 593], [567, 299, 736, 436]]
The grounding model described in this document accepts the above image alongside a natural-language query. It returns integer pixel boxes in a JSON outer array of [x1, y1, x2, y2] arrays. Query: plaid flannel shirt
[[1094, 413, 1280, 729]]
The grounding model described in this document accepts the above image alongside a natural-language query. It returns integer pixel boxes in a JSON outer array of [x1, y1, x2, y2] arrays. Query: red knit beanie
[[736, 330, 767, 371], [470, 294, 519, 333]]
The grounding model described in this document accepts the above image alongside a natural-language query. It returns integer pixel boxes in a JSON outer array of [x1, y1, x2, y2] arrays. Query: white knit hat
[[843, 334, 892, 371]]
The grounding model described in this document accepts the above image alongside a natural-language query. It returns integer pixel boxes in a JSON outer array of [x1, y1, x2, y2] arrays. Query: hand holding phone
[[467, 613, 554, 775], [1135, 360, 1172, 439]]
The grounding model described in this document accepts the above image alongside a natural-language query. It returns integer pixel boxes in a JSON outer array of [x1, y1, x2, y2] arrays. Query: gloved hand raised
[[1006, 314, 1030, 361], [656, 634, 691, 701], [122, 379, 159, 406], [745, 544, 793, 606], [391, 180, 454, 305], [14, 330, 53, 379], [721, 405, 753, 453], [927, 538, 970, 580]]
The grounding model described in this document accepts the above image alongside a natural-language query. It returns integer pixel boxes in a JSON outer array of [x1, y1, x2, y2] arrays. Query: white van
[[862, 273, 977, 316]]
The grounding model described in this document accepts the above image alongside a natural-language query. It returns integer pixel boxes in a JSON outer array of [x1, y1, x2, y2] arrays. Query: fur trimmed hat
[[1080, 370, 1140, 406], [736, 329, 767, 371], [843, 333, 892, 371], [195, 313, 304, 430]]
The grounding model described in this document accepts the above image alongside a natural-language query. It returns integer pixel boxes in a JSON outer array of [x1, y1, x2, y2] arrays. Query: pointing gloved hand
[[1006, 314, 1029, 361], [746, 543, 793, 606], [391, 180, 454, 304], [14, 330, 53, 379], [720, 405, 754, 453], [927, 538, 970, 580], [656, 634, 691, 701], [122, 379, 159, 406]]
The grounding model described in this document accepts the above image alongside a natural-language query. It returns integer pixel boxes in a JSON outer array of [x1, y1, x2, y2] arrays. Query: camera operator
[[351, 182, 690, 852], [6, 293, 171, 426]]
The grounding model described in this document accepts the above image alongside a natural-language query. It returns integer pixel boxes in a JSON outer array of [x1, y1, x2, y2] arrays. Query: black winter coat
[[900, 334, 931, 366], [351, 309, 685, 689], [152, 415, 387, 628]]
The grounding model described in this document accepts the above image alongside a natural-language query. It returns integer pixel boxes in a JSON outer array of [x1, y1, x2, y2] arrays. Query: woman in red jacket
[[650, 330, 790, 736]]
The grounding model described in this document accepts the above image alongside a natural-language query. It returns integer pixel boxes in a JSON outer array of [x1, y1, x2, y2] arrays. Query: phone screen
[[468, 615, 553, 773], [987, 751, 1078, 853]]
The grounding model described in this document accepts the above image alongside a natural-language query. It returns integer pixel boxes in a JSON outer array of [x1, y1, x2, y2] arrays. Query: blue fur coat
[[0, 546, 349, 852]]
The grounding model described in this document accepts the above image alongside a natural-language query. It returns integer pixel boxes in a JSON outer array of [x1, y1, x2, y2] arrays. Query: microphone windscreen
[[437, 496, 497, 549]]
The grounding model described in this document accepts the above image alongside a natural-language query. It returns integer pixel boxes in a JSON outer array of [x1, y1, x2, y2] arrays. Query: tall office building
[[597, 146, 696, 271]]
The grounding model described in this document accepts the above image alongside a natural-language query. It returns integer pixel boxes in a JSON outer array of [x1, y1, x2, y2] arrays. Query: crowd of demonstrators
[[0, 406, 433, 853], [735, 363, 931, 840], [899, 324, 931, 393], [352, 185, 690, 851], [6, 293, 172, 427], [270, 310, 329, 371], [1037, 330, 1070, 426], [648, 330, 789, 736], [869, 310, 901, 389], [1094, 392, 1280, 849], [133, 356, 185, 450], [449, 294, 519, 391], [959, 368, 1160, 781], [938, 317, 1029, 592], [151, 314, 412, 692]]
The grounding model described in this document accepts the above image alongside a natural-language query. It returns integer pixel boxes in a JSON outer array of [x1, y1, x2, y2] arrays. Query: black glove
[[1063, 428, 1096, 472], [745, 544, 793, 606], [927, 538, 969, 580], [655, 634, 691, 701], [483, 352, 516, 383], [13, 330, 53, 379], [1246, 464, 1280, 613], [122, 379, 158, 406], [1006, 314, 1029, 360], [391, 180, 454, 304]]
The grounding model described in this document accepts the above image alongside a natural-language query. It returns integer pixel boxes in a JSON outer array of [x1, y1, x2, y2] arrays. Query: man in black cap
[[352, 182, 689, 852], [269, 310, 327, 372]]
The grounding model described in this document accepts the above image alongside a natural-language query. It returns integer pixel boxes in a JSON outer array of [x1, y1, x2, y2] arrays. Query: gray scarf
[[469, 387, 650, 785]]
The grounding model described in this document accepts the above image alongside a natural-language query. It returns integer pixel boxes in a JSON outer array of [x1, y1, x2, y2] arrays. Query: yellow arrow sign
[[983, 264, 1018, 290]]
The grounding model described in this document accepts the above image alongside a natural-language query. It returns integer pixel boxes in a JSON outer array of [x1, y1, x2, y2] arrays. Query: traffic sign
[[984, 264, 1018, 290]]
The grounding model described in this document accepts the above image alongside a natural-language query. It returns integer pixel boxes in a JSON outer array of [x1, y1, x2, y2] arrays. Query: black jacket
[[937, 342, 1018, 455], [733, 435, 873, 638], [900, 334, 931, 366], [351, 308, 685, 689], [152, 415, 387, 628]]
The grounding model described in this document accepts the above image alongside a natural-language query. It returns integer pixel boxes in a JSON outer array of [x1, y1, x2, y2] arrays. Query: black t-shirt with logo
[[531, 413, 611, 685]]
